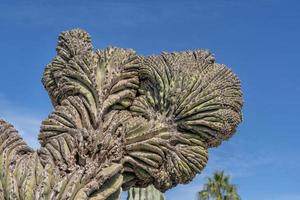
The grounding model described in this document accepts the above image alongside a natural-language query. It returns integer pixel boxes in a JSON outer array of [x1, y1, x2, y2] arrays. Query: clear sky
[[0, 0, 299, 199]]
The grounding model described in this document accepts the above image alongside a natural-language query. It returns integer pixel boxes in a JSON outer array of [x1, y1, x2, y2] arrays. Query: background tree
[[198, 171, 241, 200]]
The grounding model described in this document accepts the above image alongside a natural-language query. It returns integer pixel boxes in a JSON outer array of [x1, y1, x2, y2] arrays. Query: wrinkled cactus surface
[[0, 29, 243, 199]]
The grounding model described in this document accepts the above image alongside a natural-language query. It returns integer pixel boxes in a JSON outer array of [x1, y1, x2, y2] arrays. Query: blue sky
[[0, 0, 299, 199]]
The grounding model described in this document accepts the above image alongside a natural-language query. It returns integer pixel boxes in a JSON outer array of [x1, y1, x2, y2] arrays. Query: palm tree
[[198, 171, 241, 200]]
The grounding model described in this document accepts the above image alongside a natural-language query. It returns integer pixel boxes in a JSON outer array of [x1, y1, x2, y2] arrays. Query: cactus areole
[[0, 29, 243, 200]]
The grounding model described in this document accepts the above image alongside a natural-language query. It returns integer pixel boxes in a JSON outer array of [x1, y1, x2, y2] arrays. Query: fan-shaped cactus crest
[[0, 29, 242, 199]]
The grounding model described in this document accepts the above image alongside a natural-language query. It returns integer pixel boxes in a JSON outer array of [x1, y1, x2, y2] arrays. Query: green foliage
[[198, 171, 241, 200]]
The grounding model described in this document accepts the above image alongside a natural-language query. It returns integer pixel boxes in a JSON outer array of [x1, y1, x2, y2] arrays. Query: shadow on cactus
[[0, 29, 243, 199]]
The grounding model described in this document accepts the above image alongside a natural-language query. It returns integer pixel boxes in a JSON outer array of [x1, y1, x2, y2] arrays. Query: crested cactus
[[0, 29, 243, 199]]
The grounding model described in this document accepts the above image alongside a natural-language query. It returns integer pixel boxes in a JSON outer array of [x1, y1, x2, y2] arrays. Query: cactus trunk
[[127, 185, 165, 200]]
